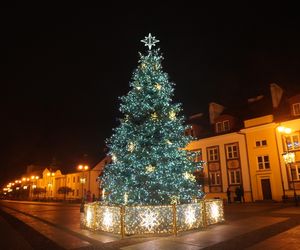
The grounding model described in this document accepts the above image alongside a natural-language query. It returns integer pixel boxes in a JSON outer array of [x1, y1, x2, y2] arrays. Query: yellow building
[[241, 115, 283, 201], [187, 131, 252, 202], [275, 119, 300, 200], [187, 87, 300, 202], [16, 157, 110, 201]]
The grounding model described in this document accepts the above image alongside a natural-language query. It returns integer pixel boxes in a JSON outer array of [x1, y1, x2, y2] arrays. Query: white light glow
[[185, 206, 196, 227], [140, 209, 158, 231], [283, 152, 295, 164], [86, 208, 92, 227], [102, 209, 113, 229], [124, 192, 128, 204], [141, 33, 159, 50], [102, 188, 105, 200], [210, 203, 220, 220]]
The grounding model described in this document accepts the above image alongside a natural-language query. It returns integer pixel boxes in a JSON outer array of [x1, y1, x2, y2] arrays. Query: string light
[[127, 142, 135, 152], [124, 192, 128, 204], [169, 110, 176, 120], [111, 154, 117, 162], [155, 83, 162, 90], [103, 209, 114, 229], [82, 200, 224, 235], [185, 206, 196, 227], [151, 112, 158, 120], [165, 139, 172, 145], [183, 172, 196, 182], [140, 209, 158, 231]]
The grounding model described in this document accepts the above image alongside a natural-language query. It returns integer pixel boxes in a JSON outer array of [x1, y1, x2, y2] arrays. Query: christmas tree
[[100, 34, 203, 205]]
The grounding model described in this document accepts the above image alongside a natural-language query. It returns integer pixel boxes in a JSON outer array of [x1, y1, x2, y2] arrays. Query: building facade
[[186, 85, 300, 202]]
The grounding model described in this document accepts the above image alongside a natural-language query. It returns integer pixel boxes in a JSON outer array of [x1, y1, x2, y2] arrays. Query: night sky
[[1, 4, 300, 184]]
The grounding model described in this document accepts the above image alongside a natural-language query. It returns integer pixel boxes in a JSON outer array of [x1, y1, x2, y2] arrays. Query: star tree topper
[[141, 33, 159, 50]]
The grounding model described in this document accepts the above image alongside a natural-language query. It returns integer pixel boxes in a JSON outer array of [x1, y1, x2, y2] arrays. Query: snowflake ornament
[[141, 33, 159, 50]]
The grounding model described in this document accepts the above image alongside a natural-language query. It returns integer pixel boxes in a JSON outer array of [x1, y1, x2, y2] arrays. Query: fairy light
[[124, 192, 128, 204], [140, 209, 158, 231], [86, 207, 93, 227], [82, 200, 224, 235], [185, 206, 196, 227], [183, 172, 196, 182], [169, 110, 176, 120], [127, 142, 135, 152], [146, 165, 155, 173], [111, 154, 117, 162], [210, 203, 220, 220], [102, 188, 105, 200], [155, 83, 162, 90], [103, 209, 113, 229]]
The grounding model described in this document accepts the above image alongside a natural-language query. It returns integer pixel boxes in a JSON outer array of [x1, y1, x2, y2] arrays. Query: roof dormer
[[288, 94, 300, 117]]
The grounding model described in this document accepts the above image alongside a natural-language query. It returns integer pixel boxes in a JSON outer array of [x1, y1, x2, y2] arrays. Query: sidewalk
[[0, 214, 33, 250], [0, 207, 64, 249]]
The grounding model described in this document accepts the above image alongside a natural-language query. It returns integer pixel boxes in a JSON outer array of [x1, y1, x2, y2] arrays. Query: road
[[0, 200, 300, 249]]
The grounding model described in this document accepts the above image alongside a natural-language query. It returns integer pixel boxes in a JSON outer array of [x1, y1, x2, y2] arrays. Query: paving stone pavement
[[0, 200, 300, 249]]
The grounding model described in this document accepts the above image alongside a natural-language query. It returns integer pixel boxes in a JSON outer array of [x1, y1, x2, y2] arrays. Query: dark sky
[[1, 4, 300, 184]]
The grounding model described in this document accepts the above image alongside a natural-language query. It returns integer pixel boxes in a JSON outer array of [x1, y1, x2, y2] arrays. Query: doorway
[[261, 179, 272, 200]]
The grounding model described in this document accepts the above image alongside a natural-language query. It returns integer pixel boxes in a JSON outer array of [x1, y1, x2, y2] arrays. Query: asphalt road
[[0, 200, 300, 249]]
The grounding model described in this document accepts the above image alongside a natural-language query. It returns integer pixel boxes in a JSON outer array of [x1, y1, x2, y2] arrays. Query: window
[[216, 122, 222, 133], [256, 139, 267, 147], [285, 134, 300, 150], [228, 169, 241, 184], [193, 149, 202, 162], [223, 120, 230, 131], [257, 155, 270, 170], [76, 189, 79, 196], [67, 178, 70, 183], [209, 172, 221, 185], [292, 103, 300, 116], [290, 164, 300, 181], [216, 120, 230, 133], [207, 147, 219, 161], [73, 177, 75, 183], [77, 176, 80, 183], [226, 144, 239, 159]]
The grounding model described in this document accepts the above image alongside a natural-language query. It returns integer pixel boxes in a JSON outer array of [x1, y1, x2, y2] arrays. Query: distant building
[[8, 156, 111, 202]]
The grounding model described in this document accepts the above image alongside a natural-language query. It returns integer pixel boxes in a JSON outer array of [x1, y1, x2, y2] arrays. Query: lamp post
[[30, 176, 39, 200], [278, 126, 298, 206], [78, 165, 89, 202]]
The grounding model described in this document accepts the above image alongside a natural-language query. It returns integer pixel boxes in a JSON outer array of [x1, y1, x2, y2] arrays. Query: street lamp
[[278, 126, 298, 206], [78, 165, 89, 202], [30, 176, 39, 200]]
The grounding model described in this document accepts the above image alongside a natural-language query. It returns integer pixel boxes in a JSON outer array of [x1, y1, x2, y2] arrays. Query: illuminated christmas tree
[[100, 34, 203, 205]]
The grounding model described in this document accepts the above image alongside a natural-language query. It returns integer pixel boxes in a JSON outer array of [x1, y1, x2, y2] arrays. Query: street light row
[[3, 165, 89, 198]]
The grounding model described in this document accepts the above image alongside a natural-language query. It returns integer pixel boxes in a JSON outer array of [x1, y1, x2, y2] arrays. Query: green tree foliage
[[100, 40, 203, 205], [57, 186, 73, 195]]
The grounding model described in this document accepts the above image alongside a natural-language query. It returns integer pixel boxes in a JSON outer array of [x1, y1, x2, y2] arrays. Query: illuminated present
[[82, 199, 224, 237]]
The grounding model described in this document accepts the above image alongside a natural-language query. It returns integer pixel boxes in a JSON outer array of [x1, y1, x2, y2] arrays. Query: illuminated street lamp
[[278, 126, 298, 206], [29, 176, 39, 199], [78, 165, 89, 202]]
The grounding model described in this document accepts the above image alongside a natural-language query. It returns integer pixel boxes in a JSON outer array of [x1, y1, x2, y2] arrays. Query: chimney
[[270, 83, 283, 109], [209, 102, 224, 124]]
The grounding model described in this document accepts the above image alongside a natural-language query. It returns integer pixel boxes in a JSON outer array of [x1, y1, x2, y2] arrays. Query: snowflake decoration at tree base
[[81, 199, 224, 237]]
